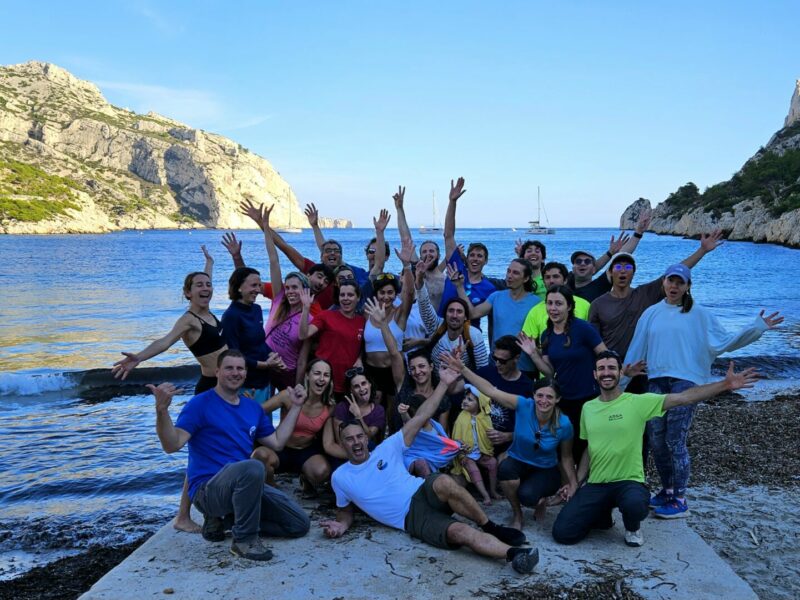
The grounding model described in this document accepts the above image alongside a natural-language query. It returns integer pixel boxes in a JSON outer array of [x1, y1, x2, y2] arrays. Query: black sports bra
[[186, 311, 226, 357]]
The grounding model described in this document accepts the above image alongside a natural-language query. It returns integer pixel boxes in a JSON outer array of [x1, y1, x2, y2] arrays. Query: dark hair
[[542, 261, 569, 286], [511, 258, 535, 292], [420, 240, 441, 256], [373, 273, 400, 294], [467, 242, 489, 260], [493, 335, 522, 358], [308, 263, 334, 282], [334, 278, 362, 306], [405, 393, 428, 417], [541, 285, 576, 353], [532, 377, 563, 435], [217, 348, 246, 367], [345, 367, 375, 404], [594, 350, 622, 368], [228, 267, 260, 301], [183, 271, 210, 301], [338, 418, 368, 434], [664, 277, 694, 314], [427, 298, 476, 369], [519, 240, 547, 261], [365, 237, 391, 257], [407, 348, 433, 366]]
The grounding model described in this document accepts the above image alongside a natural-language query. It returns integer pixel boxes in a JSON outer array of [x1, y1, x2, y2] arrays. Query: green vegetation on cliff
[[0, 159, 81, 221], [662, 123, 800, 219]]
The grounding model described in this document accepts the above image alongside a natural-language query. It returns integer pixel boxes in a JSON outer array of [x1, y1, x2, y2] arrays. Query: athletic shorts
[[364, 363, 397, 399], [195, 375, 217, 395], [404, 474, 459, 549], [276, 439, 325, 473]]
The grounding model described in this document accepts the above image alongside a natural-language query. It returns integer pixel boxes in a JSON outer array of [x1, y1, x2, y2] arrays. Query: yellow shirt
[[521, 295, 591, 341]]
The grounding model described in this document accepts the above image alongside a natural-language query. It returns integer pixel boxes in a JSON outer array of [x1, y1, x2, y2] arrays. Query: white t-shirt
[[332, 432, 425, 530]]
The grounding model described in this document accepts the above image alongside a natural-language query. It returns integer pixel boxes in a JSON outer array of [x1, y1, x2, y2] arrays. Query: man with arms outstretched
[[321, 366, 539, 574], [551, 351, 758, 548]]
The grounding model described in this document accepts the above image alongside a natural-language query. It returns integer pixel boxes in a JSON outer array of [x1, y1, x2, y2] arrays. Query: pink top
[[265, 288, 310, 372]]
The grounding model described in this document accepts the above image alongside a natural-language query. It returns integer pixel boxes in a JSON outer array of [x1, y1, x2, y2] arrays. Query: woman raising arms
[[111, 246, 226, 533]]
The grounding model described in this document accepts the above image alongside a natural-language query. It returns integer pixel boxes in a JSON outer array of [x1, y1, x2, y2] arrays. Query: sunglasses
[[573, 257, 593, 266], [376, 273, 396, 281], [532, 430, 542, 451], [492, 354, 511, 365], [366, 248, 377, 255], [323, 247, 342, 255], [612, 263, 634, 272], [345, 366, 366, 378]]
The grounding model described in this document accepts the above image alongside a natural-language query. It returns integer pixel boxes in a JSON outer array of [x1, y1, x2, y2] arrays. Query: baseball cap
[[609, 252, 636, 268], [464, 384, 480, 398], [570, 250, 596, 264], [663, 263, 691, 283]]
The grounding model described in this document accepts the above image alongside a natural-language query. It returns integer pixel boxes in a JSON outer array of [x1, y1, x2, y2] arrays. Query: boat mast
[[432, 191, 437, 228]]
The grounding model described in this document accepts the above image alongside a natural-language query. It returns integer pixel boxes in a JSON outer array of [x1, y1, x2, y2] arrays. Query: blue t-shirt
[[175, 389, 275, 499], [439, 250, 496, 329], [508, 396, 573, 468], [402, 419, 461, 471], [486, 289, 540, 370], [220, 301, 272, 389], [542, 318, 603, 401]]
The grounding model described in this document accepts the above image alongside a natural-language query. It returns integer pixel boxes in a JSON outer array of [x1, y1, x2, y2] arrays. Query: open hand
[[320, 519, 347, 538], [304, 203, 319, 228], [700, 229, 724, 253], [723, 361, 760, 392], [449, 177, 466, 202], [759, 310, 784, 329], [221, 232, 242, 257], [112, 352, 141, 380]]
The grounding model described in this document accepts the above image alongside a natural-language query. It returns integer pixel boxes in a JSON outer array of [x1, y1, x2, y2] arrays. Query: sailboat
[[419, 192, 442, 234], [526, 186, 556, 235], [275, 209, 302, 234]]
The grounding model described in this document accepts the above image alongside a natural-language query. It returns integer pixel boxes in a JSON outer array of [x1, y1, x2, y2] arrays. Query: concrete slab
[[81, 495, 756, 600]]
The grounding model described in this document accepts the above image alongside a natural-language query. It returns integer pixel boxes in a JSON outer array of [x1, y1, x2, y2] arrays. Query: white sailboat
[[526, 186, 556, 235], [419, 192, 442, 234], [275, 209, 302, 234]]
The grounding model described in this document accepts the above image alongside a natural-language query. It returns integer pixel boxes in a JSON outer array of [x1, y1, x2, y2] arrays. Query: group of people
[[114, 178, 782, 569]]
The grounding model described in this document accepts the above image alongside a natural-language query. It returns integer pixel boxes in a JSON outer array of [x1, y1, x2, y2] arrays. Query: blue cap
[[663, 264, 691, 283], [464, 384, 480, 398]]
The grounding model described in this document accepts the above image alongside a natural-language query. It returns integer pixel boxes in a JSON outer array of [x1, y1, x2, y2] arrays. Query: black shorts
[[276, 439, 326, 473], [195, 375, 217, 395], [365, 363, 397, 399], [404, 474, 459, 549]]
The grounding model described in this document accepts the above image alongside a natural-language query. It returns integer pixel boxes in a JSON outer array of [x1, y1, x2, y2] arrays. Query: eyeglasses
[[492, 354, 511, 365], [376, 273, 396, 281], [366, 248, 377, 255], [612, 263, 634, 272], [573, 257, 593, 266], [323, 247, 342, 255], [345, 366, 365, 378]]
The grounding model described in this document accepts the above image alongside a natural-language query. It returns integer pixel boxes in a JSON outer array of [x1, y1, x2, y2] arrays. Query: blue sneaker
[[649, 489, 671, 509], [654, 497, 689, 519]]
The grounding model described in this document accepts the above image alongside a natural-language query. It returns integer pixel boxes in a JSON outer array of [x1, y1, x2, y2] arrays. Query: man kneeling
[[321, 366, 538, 574], [149, 349, 310, 561]]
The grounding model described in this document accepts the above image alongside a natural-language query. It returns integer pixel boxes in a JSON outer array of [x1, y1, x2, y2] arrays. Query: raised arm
[[663, 361, 759, 410], [443, 177, 466, 259], [147, 382, 191, 453], [440, 353, 520, 409], [364, 298, 405, 392], [259, 385, 307, 450], [402, 369, 458, 447], [201, 245, 214, 278], [370, 208, 391, 277], [516, 332, 555, 377], [304, 203, 326, 251], [681, 229, 724, 269], [297, 288, 319, 340], [393, 239, 416, 329], [259, 204, 284, 296], [112, 315, 193, 380], [393, 185, 419, 262], [447, 263, 491, 319], [221, 232, 246, 269]]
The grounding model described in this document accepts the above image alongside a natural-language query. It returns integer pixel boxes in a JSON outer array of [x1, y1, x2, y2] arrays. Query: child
[[398, 394, 461, 476], [450, 384, 500, 505]]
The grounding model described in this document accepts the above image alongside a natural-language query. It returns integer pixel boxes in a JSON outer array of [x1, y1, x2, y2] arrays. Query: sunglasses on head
[[612, 263, 634, 272], [345, 366, 366, 379], [573, 257, 593, 266], [376, 273, 396, 281]]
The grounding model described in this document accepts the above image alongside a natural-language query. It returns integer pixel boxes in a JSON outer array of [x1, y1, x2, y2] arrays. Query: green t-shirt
[[580, 392, 665, 484], [521, 296, 591, 341], [532, 275, 546, 301]]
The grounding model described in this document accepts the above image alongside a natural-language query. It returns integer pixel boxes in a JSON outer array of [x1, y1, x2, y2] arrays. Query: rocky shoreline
[[2, 393, 798, 600]]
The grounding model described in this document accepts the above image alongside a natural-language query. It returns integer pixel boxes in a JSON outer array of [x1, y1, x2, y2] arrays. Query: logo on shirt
[[376, 460, 387, 470], [608, 413, 623, 422], [249, 426, 257, 439]]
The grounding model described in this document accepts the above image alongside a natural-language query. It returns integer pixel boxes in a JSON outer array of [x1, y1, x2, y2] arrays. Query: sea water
[[0, 228, 798, 578]]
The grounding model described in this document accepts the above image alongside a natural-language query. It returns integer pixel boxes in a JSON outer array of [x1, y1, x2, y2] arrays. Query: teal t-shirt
[[508, 396, 573, 468], [580, 392, 665, 484]]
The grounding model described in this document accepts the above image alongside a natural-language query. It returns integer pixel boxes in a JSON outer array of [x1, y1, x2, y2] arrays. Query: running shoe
[[624, 529, 644, 547], [230, 538, 273, 561], [201, 515, 226, 542], [509, 547, 540, 574], [648, 489, 671, 509], [654, 497, 689, 519]]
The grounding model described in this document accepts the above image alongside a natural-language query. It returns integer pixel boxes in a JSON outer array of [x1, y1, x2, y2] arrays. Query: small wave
[[711, 354, 800, 379], [0, 372, 78, 397]]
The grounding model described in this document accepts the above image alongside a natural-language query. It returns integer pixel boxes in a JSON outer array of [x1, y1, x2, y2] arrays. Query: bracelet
[[633, 232, 643, 239]]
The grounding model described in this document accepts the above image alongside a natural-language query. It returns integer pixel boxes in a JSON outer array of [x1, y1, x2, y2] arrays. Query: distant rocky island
[[0, 61, 351, 234], [621, 80, 800, 248]]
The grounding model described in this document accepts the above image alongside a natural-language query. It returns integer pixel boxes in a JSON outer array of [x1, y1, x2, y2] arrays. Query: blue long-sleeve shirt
[[624, 300, 768, 386], [220, 300, 272, 389]]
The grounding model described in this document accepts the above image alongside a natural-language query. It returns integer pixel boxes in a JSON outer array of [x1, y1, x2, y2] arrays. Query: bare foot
[[490, 490, 503, 500], [482, 496, 492, 506], [173, 515, 201, 533]]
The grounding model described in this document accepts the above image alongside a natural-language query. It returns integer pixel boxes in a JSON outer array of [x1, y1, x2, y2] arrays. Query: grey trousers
[[193, 459, 310, 542]]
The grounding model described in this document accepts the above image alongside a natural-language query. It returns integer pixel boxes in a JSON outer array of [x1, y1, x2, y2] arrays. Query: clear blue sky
[[1, 1, 797, 227]]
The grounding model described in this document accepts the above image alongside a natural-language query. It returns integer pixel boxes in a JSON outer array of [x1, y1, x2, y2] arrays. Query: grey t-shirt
[[588, 277, 664, 359]]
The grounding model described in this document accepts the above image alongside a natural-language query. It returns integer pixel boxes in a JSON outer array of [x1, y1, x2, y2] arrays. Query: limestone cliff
[[0, 61, 352, 233], [621, 80, 800, 248]]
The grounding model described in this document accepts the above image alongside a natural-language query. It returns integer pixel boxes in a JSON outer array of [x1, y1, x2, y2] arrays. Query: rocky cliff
[[0, 61, 351, 233], [620, 81, 800, 248]]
